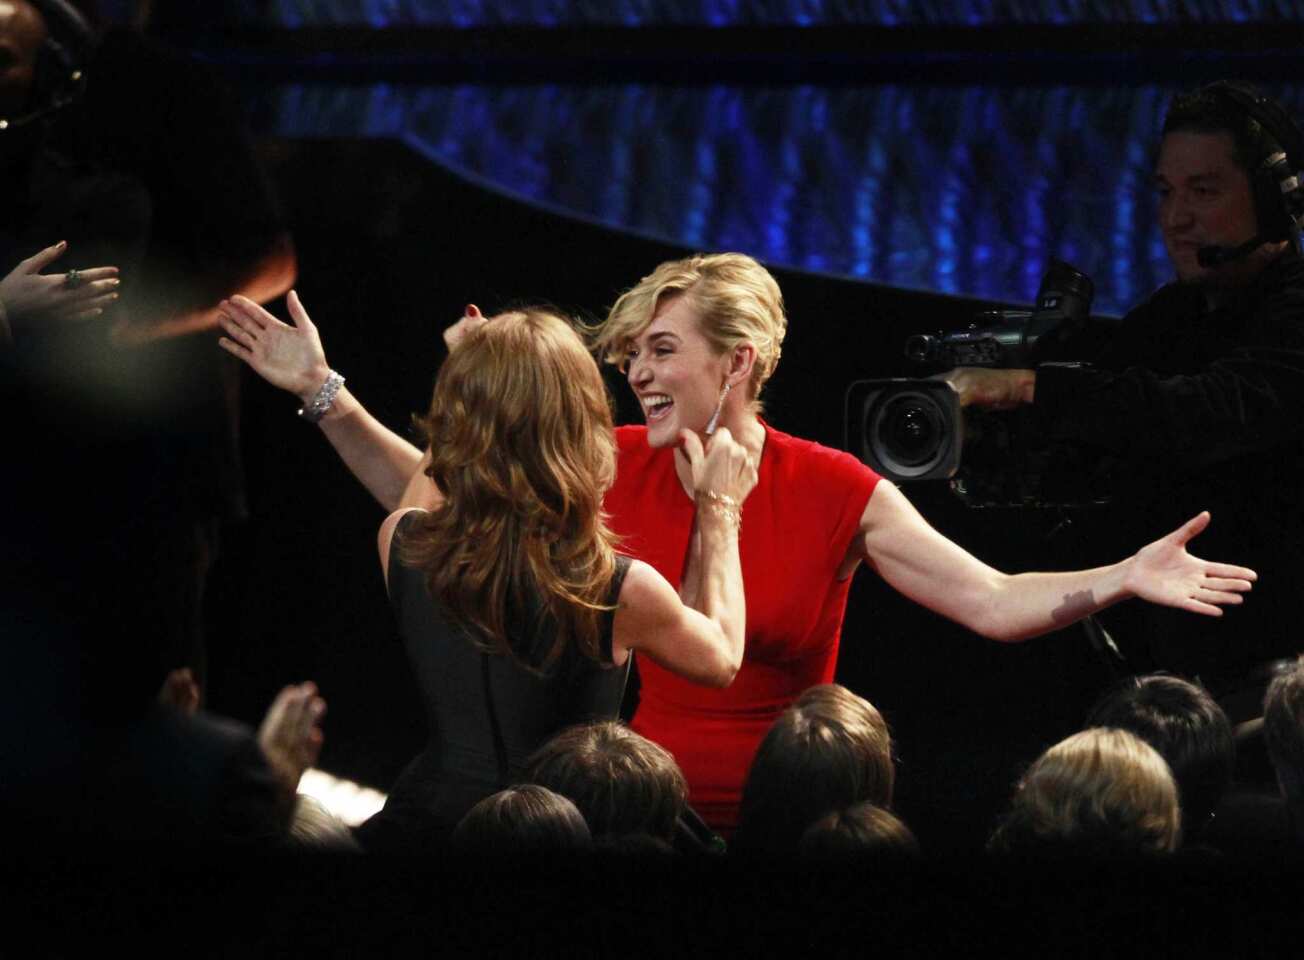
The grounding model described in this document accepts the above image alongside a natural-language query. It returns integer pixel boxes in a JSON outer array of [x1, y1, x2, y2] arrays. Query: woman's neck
[[672, 409, 766, 497]]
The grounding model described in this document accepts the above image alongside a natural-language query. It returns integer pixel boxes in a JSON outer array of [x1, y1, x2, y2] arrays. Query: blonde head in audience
[[989, 727, 1181, 857]]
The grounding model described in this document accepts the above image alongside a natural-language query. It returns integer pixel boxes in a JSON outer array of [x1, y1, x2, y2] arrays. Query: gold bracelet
[[697, 490, 740, 511], [696, 490, 742, 532]]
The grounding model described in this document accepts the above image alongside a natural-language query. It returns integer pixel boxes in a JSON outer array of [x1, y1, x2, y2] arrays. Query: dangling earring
[[705, 381, 732, 436]]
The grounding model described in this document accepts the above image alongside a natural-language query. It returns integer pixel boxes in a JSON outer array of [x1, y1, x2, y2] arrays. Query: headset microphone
[[1196, 235, 1266, 269]]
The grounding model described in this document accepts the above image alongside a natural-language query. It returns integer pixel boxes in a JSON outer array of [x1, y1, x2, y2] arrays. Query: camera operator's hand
[[939, 367, 1036, 409]]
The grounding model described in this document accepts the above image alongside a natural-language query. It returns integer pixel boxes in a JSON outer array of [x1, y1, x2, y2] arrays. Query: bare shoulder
[[859, 477, 908, 531], [615, 558, 674, 609], [612, 559, 681, 633], [611, 559, 682, 664], [378, 507, 427, 583]]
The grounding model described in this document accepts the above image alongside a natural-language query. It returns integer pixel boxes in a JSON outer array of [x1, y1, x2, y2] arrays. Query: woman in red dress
[[219, 255, 1255, 834]]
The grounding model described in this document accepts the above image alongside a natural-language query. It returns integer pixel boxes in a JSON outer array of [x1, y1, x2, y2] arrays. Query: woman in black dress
[[285, 303, 757, 852]]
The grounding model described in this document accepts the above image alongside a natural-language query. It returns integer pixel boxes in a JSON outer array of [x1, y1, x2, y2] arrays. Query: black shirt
[[1032, 252, 1304, 688]]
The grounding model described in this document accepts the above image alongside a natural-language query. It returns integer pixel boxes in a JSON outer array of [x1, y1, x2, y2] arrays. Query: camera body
[[847, 260, 1109, 508]]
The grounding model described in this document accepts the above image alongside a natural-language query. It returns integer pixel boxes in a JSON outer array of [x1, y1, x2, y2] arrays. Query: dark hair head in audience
[[526, 721, 687, 841], [989, 727, 1181, 859], [451, 784, 592, 857], [1263, 657, 1304, 836], [1085, 672, 1233, 842], [799, 802, 919, 865], [734, 684, 893, 857]]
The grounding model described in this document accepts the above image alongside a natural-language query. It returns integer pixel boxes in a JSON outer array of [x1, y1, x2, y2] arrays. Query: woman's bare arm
[[856, 481, 1256, 643], [218, 292, 422, 510]]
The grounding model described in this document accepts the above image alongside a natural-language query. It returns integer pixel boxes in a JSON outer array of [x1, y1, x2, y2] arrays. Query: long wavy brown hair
[[399, 308, 620, 672]]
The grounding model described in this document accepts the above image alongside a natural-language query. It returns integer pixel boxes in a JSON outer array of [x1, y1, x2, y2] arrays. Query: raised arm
[[857, 481, 1256, 643], [610, 427, 756, 687], [218, 292, 423, 510]]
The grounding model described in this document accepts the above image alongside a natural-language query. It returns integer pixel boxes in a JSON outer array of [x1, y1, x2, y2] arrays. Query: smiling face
[[1155, 130, 1260, 283], [624, 294, 731, 448]]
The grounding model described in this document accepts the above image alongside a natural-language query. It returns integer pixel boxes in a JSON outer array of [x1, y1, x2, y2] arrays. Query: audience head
[[451, 784, 591, 857], [1085, 672, 1233, 840], [285, 795, 362, 852], [526, 722, 687, 841], [735, 684, 894, 856], [799, 802, 920, 864], [0, 0, 47, 117], [404, 308, 620, 670], [596, 252, 787, 405], [1263, 657, 1304, 806], [989, 728, 1181, 858]]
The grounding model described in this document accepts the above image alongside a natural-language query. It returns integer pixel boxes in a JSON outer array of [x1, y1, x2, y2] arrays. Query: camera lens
[[885, 400, 940, 465], [865, 390, 953, 478]]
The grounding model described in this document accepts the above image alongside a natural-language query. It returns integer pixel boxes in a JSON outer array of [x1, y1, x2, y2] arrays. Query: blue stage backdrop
[[266, 1, 1300, 27], [265, 82, 1304, 316]]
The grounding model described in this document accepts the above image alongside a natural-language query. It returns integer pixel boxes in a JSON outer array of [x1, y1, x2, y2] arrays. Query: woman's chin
[[644, 424, 677, 448], [643, 412, 683, 448]]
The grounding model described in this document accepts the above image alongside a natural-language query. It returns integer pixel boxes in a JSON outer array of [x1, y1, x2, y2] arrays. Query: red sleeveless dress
[[604, 423, 880, 833]]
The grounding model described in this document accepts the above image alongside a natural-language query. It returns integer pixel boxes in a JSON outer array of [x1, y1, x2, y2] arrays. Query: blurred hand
[[256, 681, 327, 799], [157, 667, 201, 716], [0, 241, 120, 327], [218, 291, 330, 402]]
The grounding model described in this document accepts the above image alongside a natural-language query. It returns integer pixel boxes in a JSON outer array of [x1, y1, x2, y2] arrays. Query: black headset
[[0, 0, 95, 132], [1201, 81, 1304, 249]]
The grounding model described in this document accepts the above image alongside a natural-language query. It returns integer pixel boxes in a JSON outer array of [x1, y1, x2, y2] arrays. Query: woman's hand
[[1123, 512, 1257, 616], [218, 291, 331, 402], [0, 241, 120, 326], [443, 303, 488, 351], [680, 426, 758, 507]]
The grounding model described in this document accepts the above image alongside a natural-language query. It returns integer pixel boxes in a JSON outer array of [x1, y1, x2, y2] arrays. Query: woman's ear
[[726, 342, 757, 387]]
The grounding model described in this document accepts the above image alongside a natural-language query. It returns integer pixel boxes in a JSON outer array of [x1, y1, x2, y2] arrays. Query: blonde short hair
[[990, 728, 1181, 856], [593, 253, 787, 402]]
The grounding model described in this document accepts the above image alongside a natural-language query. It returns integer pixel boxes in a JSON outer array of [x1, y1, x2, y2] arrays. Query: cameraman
[[947, 83, 1304, 706]]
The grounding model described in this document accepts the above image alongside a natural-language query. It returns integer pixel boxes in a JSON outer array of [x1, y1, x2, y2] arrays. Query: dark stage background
[[145, 5, 1304, 853]]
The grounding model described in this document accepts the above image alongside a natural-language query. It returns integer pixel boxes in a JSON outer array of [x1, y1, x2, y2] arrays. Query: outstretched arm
[[857, 482, 1256, 643], [218, 292, 423, 510]]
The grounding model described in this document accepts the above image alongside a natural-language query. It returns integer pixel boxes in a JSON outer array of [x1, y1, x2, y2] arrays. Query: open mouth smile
[[641, 393, 674, 422]]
